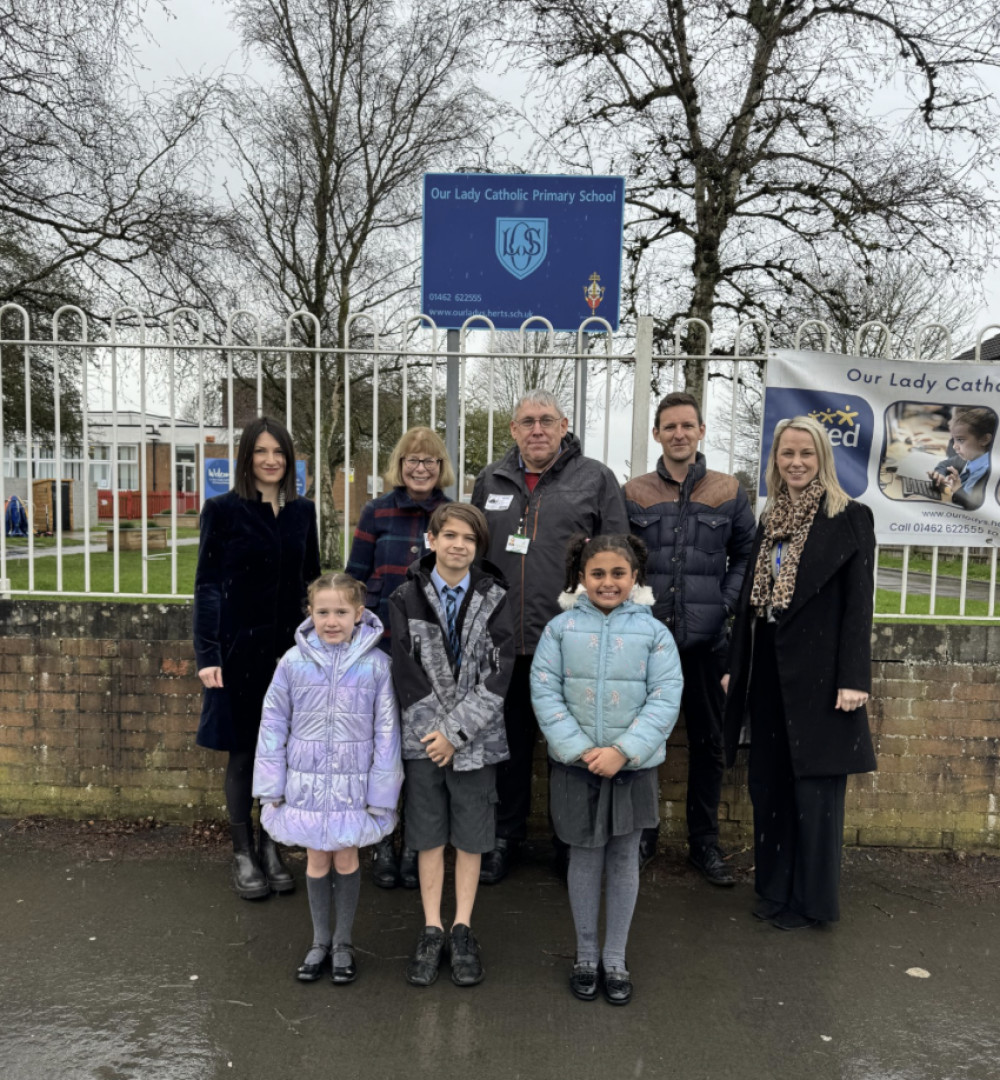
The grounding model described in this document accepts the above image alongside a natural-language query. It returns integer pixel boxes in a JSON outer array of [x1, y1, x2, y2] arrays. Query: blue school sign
[[204, 459, 307, 498], [422, 173, 626, 331]]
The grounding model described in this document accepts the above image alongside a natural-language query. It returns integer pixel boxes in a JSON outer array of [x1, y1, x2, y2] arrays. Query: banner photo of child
[[879, 402, 997, 511]]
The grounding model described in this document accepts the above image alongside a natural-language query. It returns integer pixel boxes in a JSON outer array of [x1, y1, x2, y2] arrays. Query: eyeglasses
[[514, 415, 562, 431], [403, 456, 441, 470]]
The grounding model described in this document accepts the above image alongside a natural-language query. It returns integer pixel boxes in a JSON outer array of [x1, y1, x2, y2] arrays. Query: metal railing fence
[[1, 303, 997, 620]]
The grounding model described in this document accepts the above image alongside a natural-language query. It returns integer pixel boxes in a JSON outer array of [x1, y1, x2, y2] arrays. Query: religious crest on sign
[[584, 272, 605, 312]]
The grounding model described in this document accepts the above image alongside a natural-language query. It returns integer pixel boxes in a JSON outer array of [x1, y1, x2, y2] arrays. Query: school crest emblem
[[495, 218, 548, 279]]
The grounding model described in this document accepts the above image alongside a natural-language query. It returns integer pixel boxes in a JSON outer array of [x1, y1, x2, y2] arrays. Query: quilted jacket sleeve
[[437, 590, 515, 749], [192, 499, 225, 671], [252, 656, 293, 802], [366, 657, 404, 812], [613, 622, 683, 767], [530, 619, 593, 764]]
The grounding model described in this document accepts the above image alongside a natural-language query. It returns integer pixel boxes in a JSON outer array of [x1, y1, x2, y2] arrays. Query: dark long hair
[[234, 416, 299, 502], [562, 533, 648, 593]]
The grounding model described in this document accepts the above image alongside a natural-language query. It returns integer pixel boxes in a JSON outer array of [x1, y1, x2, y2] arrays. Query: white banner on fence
[[762, 350, 1000, 547]]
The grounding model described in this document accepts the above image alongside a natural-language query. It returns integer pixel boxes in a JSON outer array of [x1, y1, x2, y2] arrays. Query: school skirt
[[549, 759, 659, 849]]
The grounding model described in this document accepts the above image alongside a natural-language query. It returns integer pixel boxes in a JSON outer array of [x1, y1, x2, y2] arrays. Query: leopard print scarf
[[750, 478, 825, 616]]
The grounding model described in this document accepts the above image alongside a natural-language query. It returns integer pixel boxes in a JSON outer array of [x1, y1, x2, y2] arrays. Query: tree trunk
[[684, 240, 721, 402], [319, 379, 343, 569]]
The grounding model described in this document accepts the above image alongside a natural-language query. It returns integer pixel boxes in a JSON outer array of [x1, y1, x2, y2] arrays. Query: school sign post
[[421, 173, 626, 332]]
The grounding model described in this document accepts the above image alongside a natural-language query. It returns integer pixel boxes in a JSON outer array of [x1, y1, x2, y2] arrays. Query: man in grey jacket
[[472, 389, 629, 883]]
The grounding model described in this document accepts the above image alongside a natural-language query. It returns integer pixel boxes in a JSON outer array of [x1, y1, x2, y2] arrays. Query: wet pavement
[[1, 831, 997, 1080]]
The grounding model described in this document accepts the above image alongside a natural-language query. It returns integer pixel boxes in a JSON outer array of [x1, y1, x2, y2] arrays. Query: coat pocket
[[628, 511, 662, 544], [695, 513, 729, 553]]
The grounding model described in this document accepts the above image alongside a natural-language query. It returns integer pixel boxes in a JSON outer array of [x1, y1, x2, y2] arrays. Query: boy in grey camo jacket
[[388, 503, 514, 987]]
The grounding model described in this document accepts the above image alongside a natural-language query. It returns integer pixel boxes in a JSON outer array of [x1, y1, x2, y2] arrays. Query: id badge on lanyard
[[506, 507, 530, 554]]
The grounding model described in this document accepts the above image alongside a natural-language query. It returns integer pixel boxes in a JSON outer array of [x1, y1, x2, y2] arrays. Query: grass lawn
[[3, 526, 201, 549], [875, 588, 996, 620], [4, 545, 198, 600], [3, 531, 105, 550], [878, 551, 995, 582]]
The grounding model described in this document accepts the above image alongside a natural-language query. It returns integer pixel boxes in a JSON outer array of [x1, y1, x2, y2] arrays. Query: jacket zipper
[[326, 649, 339, 815], [595, 610, 609, 747]]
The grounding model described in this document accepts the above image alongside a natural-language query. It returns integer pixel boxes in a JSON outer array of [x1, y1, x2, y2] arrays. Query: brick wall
[[1, 601, 998, 850], [0, 601, 219, 819]]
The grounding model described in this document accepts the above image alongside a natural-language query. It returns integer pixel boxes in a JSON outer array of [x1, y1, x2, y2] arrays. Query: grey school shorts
[[403, 758, 498, 854]]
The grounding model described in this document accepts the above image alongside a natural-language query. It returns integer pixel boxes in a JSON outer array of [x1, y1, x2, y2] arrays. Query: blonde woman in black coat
[[194, 416, 321, 900], [723, 416, 876, 930]]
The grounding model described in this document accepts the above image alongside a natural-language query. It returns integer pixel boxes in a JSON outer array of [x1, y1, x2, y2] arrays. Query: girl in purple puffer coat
[[253, 573, 403, 985]]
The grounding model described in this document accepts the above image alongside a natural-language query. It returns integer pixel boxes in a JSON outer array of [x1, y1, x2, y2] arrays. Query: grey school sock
[[304, 871, 333, 965], [601, 829, 642, 974], [567, 844, 605, 968], [332, 867, 361, 963]]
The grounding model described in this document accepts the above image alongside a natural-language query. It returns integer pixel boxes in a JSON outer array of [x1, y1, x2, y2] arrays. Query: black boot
[[397, 846, 419, 890], [230, 822, 270, 900], [371, 837, 399, 889], [258, 826, 295, 893]]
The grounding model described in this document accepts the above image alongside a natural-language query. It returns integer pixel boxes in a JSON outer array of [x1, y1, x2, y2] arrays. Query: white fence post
[[630, 316, 654, 479]]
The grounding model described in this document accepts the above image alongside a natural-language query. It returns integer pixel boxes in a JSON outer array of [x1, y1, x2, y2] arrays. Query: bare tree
[[220, 0, 496, 564], [0, 0, 218, 313], [494, 0, 1000, 397], [773, 258, 979, 362]]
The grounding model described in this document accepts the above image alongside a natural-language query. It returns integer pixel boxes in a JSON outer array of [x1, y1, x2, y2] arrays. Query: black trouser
[[642, 642, 726, 853], [495, 656, 539, 842], [747, 619, 846, 922]]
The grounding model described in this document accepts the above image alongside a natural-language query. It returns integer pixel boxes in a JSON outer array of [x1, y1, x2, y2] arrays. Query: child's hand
[[582, 746, 627, 778], [421, 730, 456, 767]]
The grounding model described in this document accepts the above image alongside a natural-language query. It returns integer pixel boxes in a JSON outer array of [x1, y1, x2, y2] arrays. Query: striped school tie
[[442, 585, 462, 671]]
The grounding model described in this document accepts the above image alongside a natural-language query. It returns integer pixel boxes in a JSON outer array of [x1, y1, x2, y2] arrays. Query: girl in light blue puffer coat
[[253, 573, 403, 986], [531, 534, 682, 1007]]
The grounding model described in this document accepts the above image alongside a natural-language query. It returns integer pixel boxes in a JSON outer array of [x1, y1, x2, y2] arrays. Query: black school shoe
[[406, 926, 446, 987], [688, 843, 736, 886], [479, 838, 514, 885], [569, 963, 599, 1002], [296, 944, 330, 982], [449, 924, 485, 986], [331, 944, 358, 984], [602, 964, 633, 1006]]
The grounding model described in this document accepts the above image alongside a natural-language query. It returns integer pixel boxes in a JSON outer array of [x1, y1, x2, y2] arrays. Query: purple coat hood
[[253, 610, 403, 851]]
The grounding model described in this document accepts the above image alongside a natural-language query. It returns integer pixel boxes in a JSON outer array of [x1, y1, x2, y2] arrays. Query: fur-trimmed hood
[[557, 583, 656, 611]]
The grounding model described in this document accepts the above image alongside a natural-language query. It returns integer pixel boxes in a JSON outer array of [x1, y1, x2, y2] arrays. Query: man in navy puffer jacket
[[623, 392, 755, 885]]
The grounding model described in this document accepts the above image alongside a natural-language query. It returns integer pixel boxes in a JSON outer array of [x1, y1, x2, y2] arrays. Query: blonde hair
[[307, 572, 365, 608], [763, 415, 850, 518], [384, 426, 456, 489]]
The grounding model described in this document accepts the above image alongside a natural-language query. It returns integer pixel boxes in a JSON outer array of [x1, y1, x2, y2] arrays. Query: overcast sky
[[136, 0, 1000, 352]]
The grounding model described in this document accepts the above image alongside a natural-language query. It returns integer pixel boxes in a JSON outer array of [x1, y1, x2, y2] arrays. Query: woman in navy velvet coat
[[193, 416, 320, 900]]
